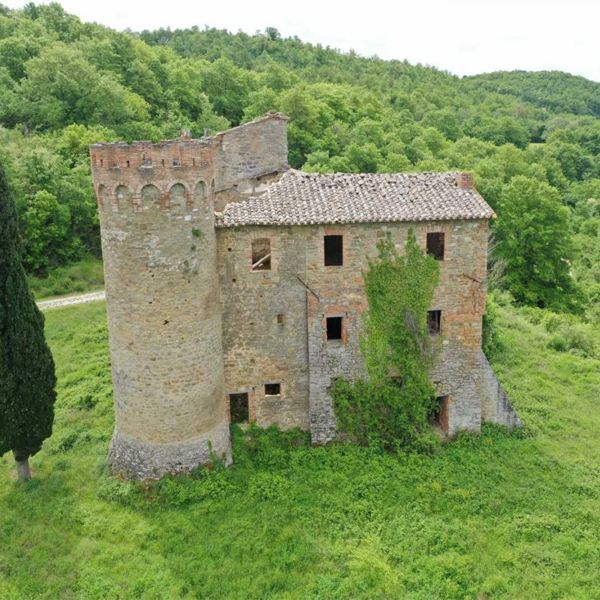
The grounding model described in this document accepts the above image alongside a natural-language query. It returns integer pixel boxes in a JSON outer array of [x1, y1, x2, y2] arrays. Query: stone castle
[[90, 113, 520, 479]]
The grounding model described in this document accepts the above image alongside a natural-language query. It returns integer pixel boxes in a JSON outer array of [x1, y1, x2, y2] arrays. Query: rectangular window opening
[[265, 383, 281, 396], [229, 393, 249, 423], [426, 232, 445, 260], [324, 235, 343, 266], [326, 316, 343, 341], [427, 310, 441, 335], [251, 238, 271, 271]]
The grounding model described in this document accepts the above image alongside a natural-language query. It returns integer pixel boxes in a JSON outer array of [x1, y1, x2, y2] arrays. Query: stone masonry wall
[[218, 226, 310, 430], [214, 114, 289, 193], [216, 219, 494, 442], [91, 139, 232, 479]]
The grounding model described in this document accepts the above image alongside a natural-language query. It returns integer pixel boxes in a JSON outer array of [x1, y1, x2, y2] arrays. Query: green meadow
[[1, 299, 599, 599]]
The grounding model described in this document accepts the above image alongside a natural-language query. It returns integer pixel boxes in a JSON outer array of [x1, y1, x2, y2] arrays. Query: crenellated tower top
[[90, 112, 289, 215]]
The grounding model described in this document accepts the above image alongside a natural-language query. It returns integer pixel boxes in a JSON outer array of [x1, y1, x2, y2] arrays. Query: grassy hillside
[[0, 300, 598, 599], [27, 256, 104, 299]]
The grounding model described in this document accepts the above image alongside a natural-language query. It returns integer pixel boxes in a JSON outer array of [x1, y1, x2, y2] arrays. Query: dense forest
[[0, 3, 598, 318]]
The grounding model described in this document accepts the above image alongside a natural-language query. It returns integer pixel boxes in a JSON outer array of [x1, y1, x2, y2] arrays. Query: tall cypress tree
[[0, 161, 56, 481]]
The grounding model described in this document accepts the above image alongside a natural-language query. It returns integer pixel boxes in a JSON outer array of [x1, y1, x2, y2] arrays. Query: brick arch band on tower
[[95, 180, 211, 213]]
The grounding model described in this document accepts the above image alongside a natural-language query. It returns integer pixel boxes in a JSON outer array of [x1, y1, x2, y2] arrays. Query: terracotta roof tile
[[216, 170, 495, 228]]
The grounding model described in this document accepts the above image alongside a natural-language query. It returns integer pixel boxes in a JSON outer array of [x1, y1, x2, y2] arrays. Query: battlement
[[91, 131, 216, 215], [91, 112, 289, 215], [90, 139, 215, 172]]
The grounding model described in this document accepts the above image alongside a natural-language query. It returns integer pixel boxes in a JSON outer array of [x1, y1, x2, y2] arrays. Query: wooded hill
[[0, 3, 598, 316]]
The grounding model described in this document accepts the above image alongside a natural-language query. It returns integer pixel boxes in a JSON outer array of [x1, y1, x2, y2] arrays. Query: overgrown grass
[[27, 257, 104, 299], [1, 300, 599, 599]]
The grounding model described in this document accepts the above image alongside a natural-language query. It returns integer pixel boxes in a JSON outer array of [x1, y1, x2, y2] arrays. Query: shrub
[[483, 294, 504, 359], [548, 322, 597, 357], [97, 477, 140, 506], [27, 256, 104, 299], [332, 378, 438, 452]]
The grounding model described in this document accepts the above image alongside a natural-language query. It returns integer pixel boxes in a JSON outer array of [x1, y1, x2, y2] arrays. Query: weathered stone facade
[[91, 113, 519, 479]]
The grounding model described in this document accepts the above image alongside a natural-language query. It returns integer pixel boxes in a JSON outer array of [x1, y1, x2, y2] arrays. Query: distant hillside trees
[[466, 71, 600, 118]]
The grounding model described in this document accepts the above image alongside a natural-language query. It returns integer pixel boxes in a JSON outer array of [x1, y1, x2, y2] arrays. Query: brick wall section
[[218, 226, 310, 429], [214, 114, 289, 193], [425, 220, 488, 436]]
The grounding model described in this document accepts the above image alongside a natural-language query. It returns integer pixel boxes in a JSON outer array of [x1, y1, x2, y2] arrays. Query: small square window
[[229, 393, 249, 423], [265, 383, 281, 396], [251, 238, 271, 271], [427, 310, 441, 335], [426, 232, 445, 260], [326, 316, 343, 340], [324, 235, 343, 266]]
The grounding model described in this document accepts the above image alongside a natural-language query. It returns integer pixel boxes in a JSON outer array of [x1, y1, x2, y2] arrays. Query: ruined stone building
[[90, 113, 520, 479]]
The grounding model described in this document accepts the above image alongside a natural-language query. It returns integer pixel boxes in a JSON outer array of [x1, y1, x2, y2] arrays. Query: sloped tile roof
[[216, 170, 494, 228]]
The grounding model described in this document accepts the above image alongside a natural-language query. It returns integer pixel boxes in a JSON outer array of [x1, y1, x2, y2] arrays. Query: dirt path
[[37, 290, 106, 311]]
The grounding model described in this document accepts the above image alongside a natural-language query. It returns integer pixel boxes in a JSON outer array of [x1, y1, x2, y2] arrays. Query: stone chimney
[[456, 172, 474, 189]]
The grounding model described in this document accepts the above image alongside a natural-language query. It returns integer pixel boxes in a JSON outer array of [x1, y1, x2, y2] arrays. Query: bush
[[153, 470, 236, 506], [332, 379, 438, 451], [483, 294, 504, 359], [97, 477, 140, 506], [548, 322, 597, 357], [548, 334, 568, 353]]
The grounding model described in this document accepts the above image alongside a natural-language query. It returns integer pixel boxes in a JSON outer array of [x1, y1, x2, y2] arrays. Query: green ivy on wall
[[332, 229, 440, 451]]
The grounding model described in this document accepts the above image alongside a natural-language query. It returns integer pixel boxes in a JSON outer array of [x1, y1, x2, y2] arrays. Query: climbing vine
[[332, 229, 440, 451]]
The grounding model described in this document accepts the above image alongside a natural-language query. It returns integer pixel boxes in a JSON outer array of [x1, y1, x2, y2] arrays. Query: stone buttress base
[[108, 419, 232, 480]]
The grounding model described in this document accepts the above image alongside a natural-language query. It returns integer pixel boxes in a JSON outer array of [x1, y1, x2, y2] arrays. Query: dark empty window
[[265, 383, 281, 396], [426, 232, 445, 260], [427, 310, 442, 335], [431, 395, 450, 433], [229, 393, 249, 423], [324, 235, 343, 266], [251, 238, 271, 271], [326, 316, 343, 340]]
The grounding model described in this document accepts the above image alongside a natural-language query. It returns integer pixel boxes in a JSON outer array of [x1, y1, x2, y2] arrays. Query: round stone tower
[[90, 136, 231, 479]]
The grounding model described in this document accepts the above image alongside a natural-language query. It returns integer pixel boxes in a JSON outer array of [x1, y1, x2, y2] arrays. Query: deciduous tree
[[494, 175, 579, 310]]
